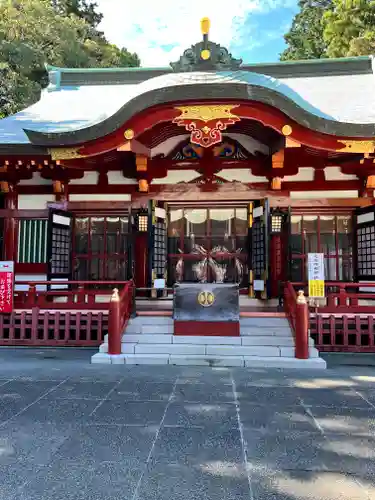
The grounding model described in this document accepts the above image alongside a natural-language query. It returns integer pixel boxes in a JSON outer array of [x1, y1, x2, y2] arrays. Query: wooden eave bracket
[[117, 140, 151, 157], [285, 137, 301, 148], [272, 149, 284, 169]]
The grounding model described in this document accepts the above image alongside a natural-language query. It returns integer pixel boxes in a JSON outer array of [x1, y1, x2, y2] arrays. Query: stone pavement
[[0, 349, 375, 499]]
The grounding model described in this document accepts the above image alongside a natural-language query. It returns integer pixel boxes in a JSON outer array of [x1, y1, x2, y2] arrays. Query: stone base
[[91, 352, 327, 369]]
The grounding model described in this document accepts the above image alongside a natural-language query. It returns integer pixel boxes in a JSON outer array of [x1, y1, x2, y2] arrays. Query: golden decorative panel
[[48, 147, 85, 161], [173, 105, 241, 148], [337, 140, 375, 153]]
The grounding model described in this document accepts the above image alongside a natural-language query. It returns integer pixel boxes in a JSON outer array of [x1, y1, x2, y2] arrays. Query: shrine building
[[0, 18, 374, 366]]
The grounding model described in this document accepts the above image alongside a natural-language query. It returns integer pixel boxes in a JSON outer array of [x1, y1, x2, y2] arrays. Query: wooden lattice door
[[354, 206, 375, 280], [249, 199, 270, 299], [47, 209, 74, 283], [148, 200, 168, 294]]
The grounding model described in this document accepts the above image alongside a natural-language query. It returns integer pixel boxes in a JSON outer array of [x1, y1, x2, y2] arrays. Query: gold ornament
[[337, 140, 375, 153], [124, 129, 135, 140], [281, 125, 292, 136], [201, 17, 210, 35], [201, 49, 211, 60]]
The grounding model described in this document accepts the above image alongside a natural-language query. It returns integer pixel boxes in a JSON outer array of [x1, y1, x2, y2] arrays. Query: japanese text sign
[[308, 253, 325, 298], [0, 261, 14, 313]]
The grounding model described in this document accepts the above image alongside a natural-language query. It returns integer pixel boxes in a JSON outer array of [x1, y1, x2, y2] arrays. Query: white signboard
[[153, 279, 166, 289], [308, 253, 325, 298]]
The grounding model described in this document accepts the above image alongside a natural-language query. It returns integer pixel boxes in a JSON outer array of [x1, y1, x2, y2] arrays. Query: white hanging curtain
[[169, 208, 247, 223]]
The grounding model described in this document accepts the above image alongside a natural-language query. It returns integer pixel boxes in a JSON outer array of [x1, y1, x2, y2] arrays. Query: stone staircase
[[91, 315, 326, 369]]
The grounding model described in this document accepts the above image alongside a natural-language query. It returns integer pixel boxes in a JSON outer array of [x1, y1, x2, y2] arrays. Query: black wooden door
[[148, 200, 168, 294], [354, 205, 375, 280], [47, 209, 74, 283], [249, 199, 270, 299]]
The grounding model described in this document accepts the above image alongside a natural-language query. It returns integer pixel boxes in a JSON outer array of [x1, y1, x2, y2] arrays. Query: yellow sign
[[197, 290, 215, 307], [308, 280, 325, 298]]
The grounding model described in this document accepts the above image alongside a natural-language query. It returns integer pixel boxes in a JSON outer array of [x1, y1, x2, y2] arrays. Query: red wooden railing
[[283, 282, 309, 359], [0, 280, 134, 347], [14, 281, 131, 310], [289, 281, 375, 353]]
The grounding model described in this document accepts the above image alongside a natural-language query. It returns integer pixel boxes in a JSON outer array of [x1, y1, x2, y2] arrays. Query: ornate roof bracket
[[170, 17, 242, 72]]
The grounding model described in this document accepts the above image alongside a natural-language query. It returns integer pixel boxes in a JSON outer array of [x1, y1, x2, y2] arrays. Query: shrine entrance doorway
[[167, 206, 249, 290]]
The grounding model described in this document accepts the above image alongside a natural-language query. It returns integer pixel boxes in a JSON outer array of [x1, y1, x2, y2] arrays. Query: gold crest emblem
[[197, 290, 215, 307]]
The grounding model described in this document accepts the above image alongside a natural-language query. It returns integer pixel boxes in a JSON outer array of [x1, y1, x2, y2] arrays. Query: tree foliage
[[281, 0, 333, 61], [323, 0, 375, 57], [0, 0, 140, 117], [281, 0, 375, 60]]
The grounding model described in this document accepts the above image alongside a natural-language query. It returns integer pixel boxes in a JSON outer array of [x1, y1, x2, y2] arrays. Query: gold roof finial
[[201, 17, 210, 36]]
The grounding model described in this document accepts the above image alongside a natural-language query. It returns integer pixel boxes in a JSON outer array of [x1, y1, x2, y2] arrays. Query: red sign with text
[[0, 261, 14, 313]]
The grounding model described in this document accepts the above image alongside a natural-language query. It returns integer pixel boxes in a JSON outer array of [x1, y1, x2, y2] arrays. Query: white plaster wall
[[18, 194, 55, 209], [284, 168, 314, 182], [69, 194, 131, 202], [70, 172, 98, 185], [290, 190, 358, 199], [107, 171, 137, 185], [219, 169, 267, 183], [15, 274, 47, 291], [18, 173, 52, 186], [324, 167, 358, 181], [151, 171, 200, 184]]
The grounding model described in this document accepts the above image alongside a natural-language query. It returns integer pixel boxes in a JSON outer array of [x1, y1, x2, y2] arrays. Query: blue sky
[[97, 0, 299, 67]]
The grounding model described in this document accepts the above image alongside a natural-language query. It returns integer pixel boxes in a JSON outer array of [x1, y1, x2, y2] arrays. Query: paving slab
[[54, 424, 157, 463], [90, 400, 168, 425], [239, 402, 318, 433], [249, 466, 372, 500], [151, 426, 243, 465], [0, 349, 372, 499], [12, 460, 143, 500], [109, 380, 174, 401], [164, 401, 238, 429], [244, 429, 330, 471], [135, 461, 249, 500], [308, 406, 375, 436]]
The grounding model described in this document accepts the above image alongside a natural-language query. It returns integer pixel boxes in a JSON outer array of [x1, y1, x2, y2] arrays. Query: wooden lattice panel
[[310, 314, 375, 352], [0, 311, 106, 346]]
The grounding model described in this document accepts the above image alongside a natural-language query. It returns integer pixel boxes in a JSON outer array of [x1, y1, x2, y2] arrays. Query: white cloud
[[96, 0, 262, 67]]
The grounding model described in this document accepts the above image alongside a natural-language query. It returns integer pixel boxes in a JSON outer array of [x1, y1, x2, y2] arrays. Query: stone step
[[239, 317, 289, 327], [99, 342, 318, 357], [129, 316, 174, 325], [240, 327, 291, 336], [101, 334, 308, 350], [125, 325, 292, 335], [91, 352, 326, 369]]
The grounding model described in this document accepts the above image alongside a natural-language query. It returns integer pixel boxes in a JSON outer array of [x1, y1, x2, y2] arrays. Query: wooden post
[[26, 284, 37, 307], [108, 288, 121, 355], [3, 187, 17, 262], [295, 290, 309, 359]]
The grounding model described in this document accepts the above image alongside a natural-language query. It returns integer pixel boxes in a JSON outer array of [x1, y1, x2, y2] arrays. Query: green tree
[[281, 0, 333, 61], [50, 0, 103, 28], [323, 0, 375, 57], [0, 0, 140, 117]]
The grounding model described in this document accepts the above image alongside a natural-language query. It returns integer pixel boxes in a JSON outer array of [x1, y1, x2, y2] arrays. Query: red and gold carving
[[136, 155, 148, 172], [138, 179, 149, 192], [173, 105, 240, 148]]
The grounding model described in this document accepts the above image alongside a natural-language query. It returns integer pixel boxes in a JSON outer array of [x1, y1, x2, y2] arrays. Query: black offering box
[[173, 283, 240, 336]]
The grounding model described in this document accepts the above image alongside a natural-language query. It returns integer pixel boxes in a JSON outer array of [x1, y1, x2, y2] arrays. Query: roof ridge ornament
[[170, 17, 242, 72]]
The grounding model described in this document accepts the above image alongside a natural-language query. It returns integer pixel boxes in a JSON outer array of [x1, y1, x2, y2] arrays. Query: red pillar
[[295, 290, 309, 359], [3, 187, 17, 262], [108, 288, 122, 355]]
